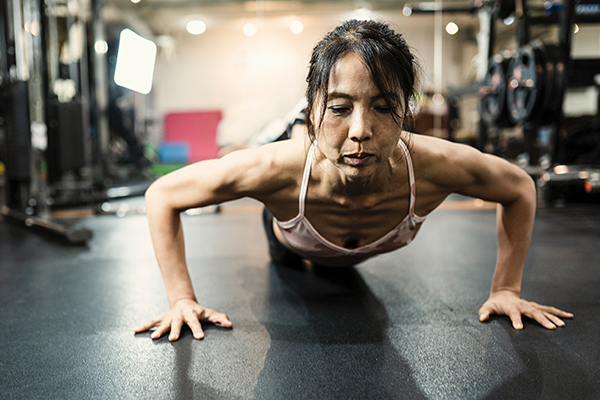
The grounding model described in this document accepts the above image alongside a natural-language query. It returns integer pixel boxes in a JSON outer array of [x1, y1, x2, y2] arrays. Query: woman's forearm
[[146, 184, 197, 306], [490, 177, 537, 295]]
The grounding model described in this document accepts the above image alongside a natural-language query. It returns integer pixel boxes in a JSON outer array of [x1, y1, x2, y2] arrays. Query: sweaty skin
[[136, 53, 572, 341]]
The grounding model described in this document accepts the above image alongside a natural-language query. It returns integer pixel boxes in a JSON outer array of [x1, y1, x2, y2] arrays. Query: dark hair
[[305, 20, 420, 141]]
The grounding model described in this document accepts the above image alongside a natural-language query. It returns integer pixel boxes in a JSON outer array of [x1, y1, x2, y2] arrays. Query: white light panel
[[114, 29, 157, 95]]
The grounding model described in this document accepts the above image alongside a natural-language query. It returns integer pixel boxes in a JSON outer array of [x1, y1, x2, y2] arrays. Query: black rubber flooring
[[1, 201, 599, 399]]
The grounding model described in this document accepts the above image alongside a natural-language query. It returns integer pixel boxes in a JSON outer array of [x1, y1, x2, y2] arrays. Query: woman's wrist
[[168, 294, 198, 307]]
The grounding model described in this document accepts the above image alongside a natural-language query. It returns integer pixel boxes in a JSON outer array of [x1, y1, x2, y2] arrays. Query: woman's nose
[[347, 111, 372, 142]]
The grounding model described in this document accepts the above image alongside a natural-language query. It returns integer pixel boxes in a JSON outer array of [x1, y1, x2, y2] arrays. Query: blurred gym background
[[1, 0, 599, 243]]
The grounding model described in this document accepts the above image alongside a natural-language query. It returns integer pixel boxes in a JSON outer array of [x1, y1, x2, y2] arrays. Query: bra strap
[[398, 139, 417, 216], [299, 141, 318, 215]]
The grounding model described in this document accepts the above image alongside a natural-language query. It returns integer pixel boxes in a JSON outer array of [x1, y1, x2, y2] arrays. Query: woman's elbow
[[145, 178, 172, 213], [512, 169, 537, 208]]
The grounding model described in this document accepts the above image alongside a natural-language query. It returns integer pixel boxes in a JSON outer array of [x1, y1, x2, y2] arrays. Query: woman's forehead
[[328, 54, 379, 97]]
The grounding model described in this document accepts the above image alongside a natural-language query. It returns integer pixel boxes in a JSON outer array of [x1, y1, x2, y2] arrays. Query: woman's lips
[[344, 153, 373, 165]]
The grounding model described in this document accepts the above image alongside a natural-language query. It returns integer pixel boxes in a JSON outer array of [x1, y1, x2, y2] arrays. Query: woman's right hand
[[134, 298, 233, 341]]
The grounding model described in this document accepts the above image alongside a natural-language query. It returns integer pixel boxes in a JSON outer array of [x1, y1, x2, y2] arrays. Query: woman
[[135, 20, 572, 341]]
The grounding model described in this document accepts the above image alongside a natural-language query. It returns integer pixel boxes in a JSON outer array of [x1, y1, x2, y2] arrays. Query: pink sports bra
[[274, 139, 426, 264]]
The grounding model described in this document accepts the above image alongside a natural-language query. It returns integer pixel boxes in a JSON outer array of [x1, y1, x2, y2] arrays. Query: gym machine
[[0, 0, 158, 243], [0, 0, 92, 243], [46, 2, 154, 210], [480, 0, 600, 204]]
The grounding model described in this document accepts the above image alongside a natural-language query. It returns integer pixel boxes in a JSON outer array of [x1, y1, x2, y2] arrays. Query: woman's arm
[[135, 142, 298, 340], [420, 137, 573, 329], [134, 173, 233, 341], [474, 160, 572, 329]]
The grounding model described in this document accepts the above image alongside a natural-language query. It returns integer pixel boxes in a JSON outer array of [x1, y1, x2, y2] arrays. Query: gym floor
[[1, 197, 599, 399]]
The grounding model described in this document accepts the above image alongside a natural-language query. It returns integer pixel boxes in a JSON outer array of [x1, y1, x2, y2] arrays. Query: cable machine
[[0, 0, 92, 243], [1, 0, 157, 242]]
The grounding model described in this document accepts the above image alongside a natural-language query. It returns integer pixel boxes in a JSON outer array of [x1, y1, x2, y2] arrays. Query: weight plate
[[530, 40, 554, 122], [545, 44, 567, 119], [480, 53, 514, 127], [506, 44, 545, 124]]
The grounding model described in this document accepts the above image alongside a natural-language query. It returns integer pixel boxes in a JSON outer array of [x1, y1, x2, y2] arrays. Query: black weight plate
[[480, 53, 514, 127], [545, 44, 567, 118], [530, 40, 554, 123], [506, 44, 544, 124], [481, 54, 506, 124]]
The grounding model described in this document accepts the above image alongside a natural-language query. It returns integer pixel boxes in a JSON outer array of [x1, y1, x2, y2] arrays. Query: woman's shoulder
[[222, 137, 305, 163], [406, 132, 480, 166], [404, 132, 485, 188], [239, 138, 308, 173], [219, 138, 309, 196]]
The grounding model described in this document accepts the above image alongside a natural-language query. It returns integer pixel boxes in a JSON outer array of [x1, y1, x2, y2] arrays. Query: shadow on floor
[[251, 263, 427, 399], [481, 322, 594, 400]]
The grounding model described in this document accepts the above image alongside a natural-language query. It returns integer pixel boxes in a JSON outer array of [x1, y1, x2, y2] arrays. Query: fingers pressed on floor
[[556, 309, 574, 318], [221, 315, 233, 328], [540, 305, 573, 318], [134, 322, 155, 333], [208, 312, 232, 327], [546, 313, 565, 327], [478, 308, 491, 321], [151, 325, 170, 339], [509, 311, 523, 330], [169, 323, 182, 341], [185, 317, 205, 339], [532, 311, 556, 329]]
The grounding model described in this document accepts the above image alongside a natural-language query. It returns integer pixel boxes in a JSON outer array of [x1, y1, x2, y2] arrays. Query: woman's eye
[[375, 106, 391, 114], [328, 106, 349, 114]]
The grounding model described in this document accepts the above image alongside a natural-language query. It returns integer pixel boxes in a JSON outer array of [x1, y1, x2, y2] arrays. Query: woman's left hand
[[478, 290, 573, 330]]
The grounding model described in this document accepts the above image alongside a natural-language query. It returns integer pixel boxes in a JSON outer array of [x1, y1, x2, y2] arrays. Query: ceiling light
[[445, 22, 459, 35], [290, 20, 303, 35], [186, 20, 206, 35], [94, 40, 108, 54], [243, 23, 257, 37]]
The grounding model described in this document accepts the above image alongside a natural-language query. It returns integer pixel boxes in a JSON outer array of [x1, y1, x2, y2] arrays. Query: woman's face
[[313, 53, 403, 182]]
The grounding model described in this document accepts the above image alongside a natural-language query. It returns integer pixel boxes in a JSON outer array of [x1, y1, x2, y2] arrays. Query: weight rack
[[480, 0, 600, 204]]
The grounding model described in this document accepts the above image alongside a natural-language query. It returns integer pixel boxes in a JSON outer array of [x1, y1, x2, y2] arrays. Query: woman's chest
[[304, 192, 411, 249]]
